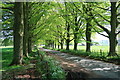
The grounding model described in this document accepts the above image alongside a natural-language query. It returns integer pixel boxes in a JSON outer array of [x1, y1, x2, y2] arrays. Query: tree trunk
[[74, 15, 79, 50], [52, 41, 54, 49], [108, 36, 117, 56], [86, 20, 91, 52], [65, 2, 70, 50], [54, 42, 56, 48], [108, 2, 118, 56], [66, 40, 69, 50], [60, 42, 63, 49], [74, 33, 78, 50], [66, 24, 70, 50], [10, 2, 24, 65], [60, 39, 63, 49], [23, 2, 28, 57], [28, 37, 32, 53], [74, 40, 78, 50], [58, 44, 60, 49]]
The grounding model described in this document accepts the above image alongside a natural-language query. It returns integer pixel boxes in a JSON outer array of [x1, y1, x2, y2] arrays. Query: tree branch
[[69, 38, 74, 42], [97, 13, 110, 22], [1, 7, 14, 11], [116, 20, 120, 28], [72, 3, 82, 13], [116, 31, 120, 35], [93, 27, 109, 38], [96, 6, 110, 11], [92, 16, 110, 35], [117, 13, 120, 16], [1, 28, 13, 31], [116, 2, 120, 9]]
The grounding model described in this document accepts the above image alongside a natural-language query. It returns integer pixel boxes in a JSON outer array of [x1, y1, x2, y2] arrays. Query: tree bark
[[23, 2, 28, 57], [28, 37, 32, 53], [73, 16, 79, 50], [74, 33, 78, 50], [54, 42, 57, 48], [108, 2, 118, 56], [58, 44, 60, 49], [86, 20, 92, 52], [10, 2, 24, 65], [66, 23, 70, 50], [74, 40, 78, 50], [52, 41, 54, 49], [64, 2, 70, 50], [60, 42, 63, 49]]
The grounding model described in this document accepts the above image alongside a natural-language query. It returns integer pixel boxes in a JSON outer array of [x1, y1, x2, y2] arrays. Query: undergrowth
[[36, 51, 66, 80]]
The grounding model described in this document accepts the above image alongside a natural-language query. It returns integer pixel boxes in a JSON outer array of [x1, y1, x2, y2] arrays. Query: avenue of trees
[[1, 1, 120, 65]]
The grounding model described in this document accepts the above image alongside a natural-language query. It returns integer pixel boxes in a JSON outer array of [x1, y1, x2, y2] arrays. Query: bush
[[36, 52, 66, 80]]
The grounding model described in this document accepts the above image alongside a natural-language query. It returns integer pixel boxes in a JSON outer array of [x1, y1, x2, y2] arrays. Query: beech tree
[[83, 3, 93, 52], [23, 2, 29, 57], [10, 2, 24, 65], [92, 1, 120, 56]]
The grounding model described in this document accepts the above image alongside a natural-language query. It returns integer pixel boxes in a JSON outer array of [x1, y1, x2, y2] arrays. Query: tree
[[10, 2, 24, 65], [83, 3, 93, 52], [71, 2, 84, 50], [63, 2, 75, 50], [2, 2, 14, 46], [23, 2, 29, 57], [108, 2, 119, 56], [92, 1, 120, 56]]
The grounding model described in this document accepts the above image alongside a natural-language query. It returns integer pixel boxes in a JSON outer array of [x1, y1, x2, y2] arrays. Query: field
[[40, 45, 120, 54], [0, 46, 20, 71], [67, 46, 109, 53]]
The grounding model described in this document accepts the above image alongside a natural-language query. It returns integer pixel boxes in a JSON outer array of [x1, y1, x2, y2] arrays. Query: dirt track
[[41, 48, 120, 80]]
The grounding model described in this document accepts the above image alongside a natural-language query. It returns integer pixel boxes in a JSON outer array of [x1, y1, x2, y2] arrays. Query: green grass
[[0, 46, 13, 48], [59, 49, 106, 59], [63, 45, 109, 53], [50, 45, 120, 64], [62, 45, 120, 54], [59, 49, 120, 64], [1, 47, 21, 71]]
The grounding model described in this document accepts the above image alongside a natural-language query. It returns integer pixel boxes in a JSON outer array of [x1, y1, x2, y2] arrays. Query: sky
[[94, 33, 109, 42], [93, 32, 109, 45]]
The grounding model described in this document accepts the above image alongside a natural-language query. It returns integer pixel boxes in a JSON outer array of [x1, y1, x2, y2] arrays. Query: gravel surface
[[42, 48, 120, 80]]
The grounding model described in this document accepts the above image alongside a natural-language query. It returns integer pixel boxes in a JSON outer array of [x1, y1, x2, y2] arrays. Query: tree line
[[1, 1, 120, 65]]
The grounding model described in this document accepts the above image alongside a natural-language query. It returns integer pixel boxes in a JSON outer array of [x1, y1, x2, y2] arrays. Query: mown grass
[[57, 49, 120, 65], [58, 49, 106, 59], [1, 47, 21, 71], [56, 45, 119, 55], [49, 45, 120, 65], [63, 45, 109, 53]]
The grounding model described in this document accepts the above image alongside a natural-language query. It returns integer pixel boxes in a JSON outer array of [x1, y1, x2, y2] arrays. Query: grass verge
[[49, 48, 120, 65], [1, 47, 21, 71], [34, 49, 66, 80]]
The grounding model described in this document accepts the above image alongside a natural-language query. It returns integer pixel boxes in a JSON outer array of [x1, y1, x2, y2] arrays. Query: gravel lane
[[41, 48, 120, 80]]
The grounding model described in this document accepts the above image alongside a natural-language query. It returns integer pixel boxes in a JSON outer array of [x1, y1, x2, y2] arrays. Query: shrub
[[36, 52, 66, 80]]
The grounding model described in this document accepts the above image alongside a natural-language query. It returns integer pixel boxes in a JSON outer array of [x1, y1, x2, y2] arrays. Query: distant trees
[[2, 2, 14, 46]]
